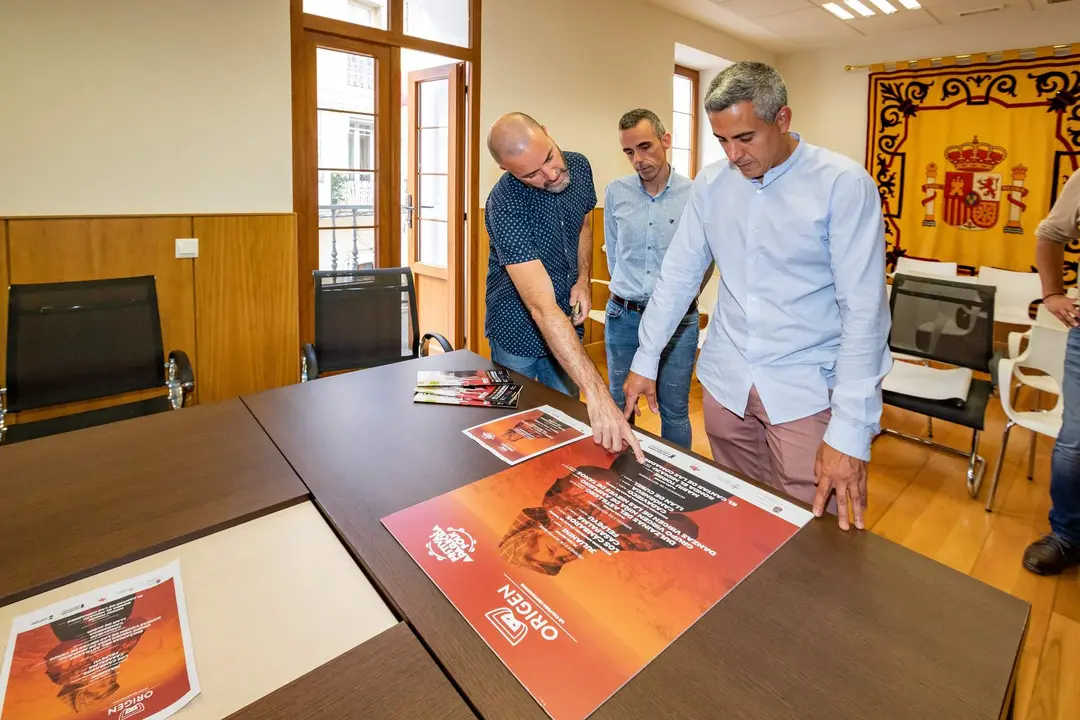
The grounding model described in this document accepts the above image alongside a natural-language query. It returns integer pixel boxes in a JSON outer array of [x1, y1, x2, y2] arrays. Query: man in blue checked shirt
[[604, 109, 710, 449], [623, 62, 892, 531]]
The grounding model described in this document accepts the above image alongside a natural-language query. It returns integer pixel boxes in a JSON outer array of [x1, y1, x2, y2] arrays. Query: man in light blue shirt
[[623, 61, 892, 531], [604, 109, 698, 448]]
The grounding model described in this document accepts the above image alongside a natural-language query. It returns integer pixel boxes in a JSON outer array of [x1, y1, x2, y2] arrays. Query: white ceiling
[[649, 0, 1074, 54]]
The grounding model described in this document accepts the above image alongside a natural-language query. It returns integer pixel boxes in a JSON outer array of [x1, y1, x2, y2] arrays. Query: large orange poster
[[0, 561, 199, 720], [382, 433, 813, 720]]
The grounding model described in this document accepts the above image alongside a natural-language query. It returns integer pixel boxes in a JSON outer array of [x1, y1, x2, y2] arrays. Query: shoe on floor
[[1023, 533, 1080, 576]]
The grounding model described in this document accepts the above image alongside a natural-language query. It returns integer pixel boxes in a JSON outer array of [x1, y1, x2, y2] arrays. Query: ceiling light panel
[[845, 0, 877, 16], [823, 2, 856, 19]]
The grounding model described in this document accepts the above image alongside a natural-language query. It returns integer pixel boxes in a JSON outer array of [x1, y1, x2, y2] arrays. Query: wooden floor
[[599, 365, 1079, 719]]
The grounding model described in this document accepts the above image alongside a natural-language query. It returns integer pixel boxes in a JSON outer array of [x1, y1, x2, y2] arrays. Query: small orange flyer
[[463, 405, 590, 465], [0, 560, 199, 720], [383, 433, 813, 720]]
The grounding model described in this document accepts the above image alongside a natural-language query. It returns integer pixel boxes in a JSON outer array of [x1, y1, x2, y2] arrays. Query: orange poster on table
[[462, 405, 591, 466], [382, 433, 813, 720], [0, 561, 199, 720]]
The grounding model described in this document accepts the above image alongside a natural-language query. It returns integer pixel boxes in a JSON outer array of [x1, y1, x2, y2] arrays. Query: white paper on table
[[0, 559, 199, 720]]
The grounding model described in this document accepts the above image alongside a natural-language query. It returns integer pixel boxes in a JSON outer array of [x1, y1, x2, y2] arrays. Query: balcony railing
[[319, 204, 375, 271]]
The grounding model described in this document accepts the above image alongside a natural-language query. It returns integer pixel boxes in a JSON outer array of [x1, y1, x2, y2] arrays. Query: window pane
[[405, 0, 469, 48], [420, 174, 448, 221], [318, 172, 376, 228], [318, 111, 375, 170], [672, 112, 692, 150], [420, 79, 449, 127], [305, 0, 388, 30], [671, 149, 691, 179], [420, 220, 448, 267], [319, 228, 376, 271], [317, 48, 375, 113], [673, 74, 693, 114], [419, 128, 449, 173]]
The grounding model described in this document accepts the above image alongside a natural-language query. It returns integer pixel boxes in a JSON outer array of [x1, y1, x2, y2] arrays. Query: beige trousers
[[702, 385, 836, 513]]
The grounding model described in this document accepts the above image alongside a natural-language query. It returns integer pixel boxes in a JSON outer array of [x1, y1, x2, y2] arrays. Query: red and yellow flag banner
[[866, 51, 1080, 284]]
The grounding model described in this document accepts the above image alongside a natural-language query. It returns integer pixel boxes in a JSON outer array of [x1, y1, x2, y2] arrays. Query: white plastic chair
[[588, 278, 609, 326], [985, 323, 1069, 511], [977, 266, 1042, 326], [1007, 304, 1067, 397]]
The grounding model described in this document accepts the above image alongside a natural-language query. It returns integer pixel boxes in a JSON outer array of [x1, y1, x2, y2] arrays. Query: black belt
[[610, 293, 697, 315]]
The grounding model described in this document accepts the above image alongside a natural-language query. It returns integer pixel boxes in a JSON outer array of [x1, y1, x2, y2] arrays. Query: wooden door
[[405, 63, 465, 349], [296, 33, 394, 344]]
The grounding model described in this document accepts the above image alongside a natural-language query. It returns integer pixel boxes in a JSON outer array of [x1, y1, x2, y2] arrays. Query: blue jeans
[[1050, 327, 1080, 544], [605, 299, 699, 448], [490, 340, 579, 397]]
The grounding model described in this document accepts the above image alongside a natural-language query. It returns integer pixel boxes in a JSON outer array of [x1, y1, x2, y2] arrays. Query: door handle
[[402, 194, 415, 229]]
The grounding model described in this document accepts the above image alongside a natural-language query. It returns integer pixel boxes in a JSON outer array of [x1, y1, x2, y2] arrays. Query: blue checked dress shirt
[[603, 169, 693, 302], [630, 134, 892, 461]]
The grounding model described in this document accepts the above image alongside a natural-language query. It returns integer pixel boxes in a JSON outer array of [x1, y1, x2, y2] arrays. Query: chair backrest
[[888, 273, 997, 372], [1022, 324, 1069, 390], [6, 276, 166, 412], [895, 257, 959, 278], [976, 266, 1042, 323], [313, 268, 419, 372]]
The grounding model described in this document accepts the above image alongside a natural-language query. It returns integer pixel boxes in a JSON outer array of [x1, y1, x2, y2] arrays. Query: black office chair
[[301, 268, 452, 381], [0, 276, 195, 445], [880, 274, 1000, 499]]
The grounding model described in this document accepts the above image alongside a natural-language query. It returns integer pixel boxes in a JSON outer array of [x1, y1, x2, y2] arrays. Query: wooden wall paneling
[[193, 215, 300, 403], [586, 207, 609, 358], [465, 3, 482, 355], [293, 24, 318, 347], [4, 217, 198, 407], [475, 209, 491, 359], [0, 222, 7, 390]]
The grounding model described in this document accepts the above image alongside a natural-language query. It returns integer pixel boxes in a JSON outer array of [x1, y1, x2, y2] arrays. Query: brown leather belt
[[610, 293, 697, 315]]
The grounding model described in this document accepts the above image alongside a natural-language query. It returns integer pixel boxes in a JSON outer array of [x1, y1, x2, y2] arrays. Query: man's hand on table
[[622, 371, 659, 419], [584, 387, 644, 462], [813, 442, 868, 531]]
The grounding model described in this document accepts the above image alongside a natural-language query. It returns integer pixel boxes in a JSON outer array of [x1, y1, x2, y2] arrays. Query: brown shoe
[[1023, 534, 1080, 576]]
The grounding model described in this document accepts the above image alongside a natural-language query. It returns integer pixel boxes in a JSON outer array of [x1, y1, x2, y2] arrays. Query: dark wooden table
[[0, 399, 309, 606], [243, 350, 1030, 720], [226, 623, 476, 719]]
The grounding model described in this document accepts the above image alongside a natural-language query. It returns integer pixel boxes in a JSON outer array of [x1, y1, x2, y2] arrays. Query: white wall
[[480, 0, 772, 198], [0, 0, 293, 217], [777, 4, 1080, 165]]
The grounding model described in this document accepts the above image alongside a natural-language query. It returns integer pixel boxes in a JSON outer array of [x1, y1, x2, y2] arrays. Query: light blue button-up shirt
[[630, 134, 892, 461], [603, 168, 693, 302]]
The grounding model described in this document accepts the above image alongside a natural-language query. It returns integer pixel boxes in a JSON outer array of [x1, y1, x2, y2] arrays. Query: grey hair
[[704, 61, 788, 122], [618, 108, 666, 137]]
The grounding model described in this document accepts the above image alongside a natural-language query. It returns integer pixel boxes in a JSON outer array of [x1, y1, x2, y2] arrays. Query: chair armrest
[[420, 332, 453, 356], [997, 358, 1017, 419], [1007, 330, 1029, 360], [590, 278, 610, 286], [302, 344, 319, 381], [167, 350, 195, 409], [988, 351, 1005, 389]]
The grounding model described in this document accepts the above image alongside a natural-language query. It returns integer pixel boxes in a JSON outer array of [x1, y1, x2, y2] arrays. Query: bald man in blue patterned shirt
[[485, 112, 643, 461]]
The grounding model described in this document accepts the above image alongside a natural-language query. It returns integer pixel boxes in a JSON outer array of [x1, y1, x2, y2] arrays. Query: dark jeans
[[489, 339, 579, 397], [1050, 327, 1080, 544], [605, 299, 698, 449]]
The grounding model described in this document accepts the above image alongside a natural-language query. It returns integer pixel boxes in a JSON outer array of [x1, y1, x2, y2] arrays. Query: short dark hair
[[618, 109, 666, 138]]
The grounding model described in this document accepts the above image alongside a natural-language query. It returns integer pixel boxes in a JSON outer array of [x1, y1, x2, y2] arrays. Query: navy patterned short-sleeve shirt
[[485, 150, 597, 358]]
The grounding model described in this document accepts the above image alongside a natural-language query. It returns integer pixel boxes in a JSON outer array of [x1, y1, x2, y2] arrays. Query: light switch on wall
[[175, 238, 199, 258]]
